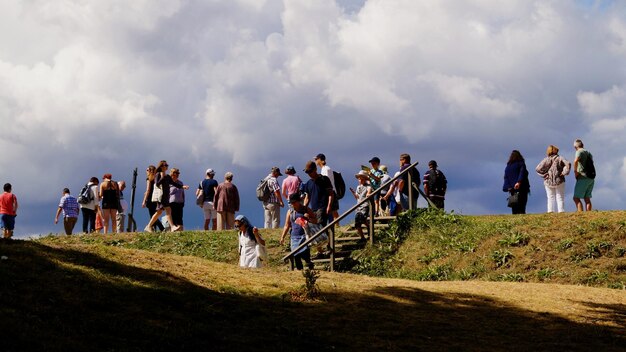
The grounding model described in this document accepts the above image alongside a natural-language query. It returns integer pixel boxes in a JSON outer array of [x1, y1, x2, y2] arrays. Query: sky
[[1, 0, 626, 237]]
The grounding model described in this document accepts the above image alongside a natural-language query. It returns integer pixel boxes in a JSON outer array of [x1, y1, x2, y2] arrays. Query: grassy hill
[[354, 210, 626, 289], [1, 211, 625, 351]]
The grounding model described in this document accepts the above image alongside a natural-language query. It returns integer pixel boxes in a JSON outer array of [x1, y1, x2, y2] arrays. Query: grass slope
[[1, 233, 626, 351], [365, 210, 626, 288]]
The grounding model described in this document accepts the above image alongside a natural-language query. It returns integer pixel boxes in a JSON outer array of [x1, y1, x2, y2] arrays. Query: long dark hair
[[507, 150, 525, 165], [235, 215, 256, 241]]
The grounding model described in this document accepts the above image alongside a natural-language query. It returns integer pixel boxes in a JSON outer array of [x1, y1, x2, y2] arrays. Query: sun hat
[[271, 166, 283, 176], [355, 170, 369, 179]]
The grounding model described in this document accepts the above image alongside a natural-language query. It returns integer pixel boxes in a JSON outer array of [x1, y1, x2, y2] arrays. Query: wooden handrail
[[282, 160, 422, 265]]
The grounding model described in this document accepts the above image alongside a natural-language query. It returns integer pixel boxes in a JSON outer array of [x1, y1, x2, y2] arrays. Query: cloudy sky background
[[2, 0, 626, 237]]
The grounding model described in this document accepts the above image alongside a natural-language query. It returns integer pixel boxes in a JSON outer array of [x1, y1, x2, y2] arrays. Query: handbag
[[296, 217, 329, 246], [507, 192, 520, 208], [196, 192, 204, 207], [151, 185, 163, 203], [256, 243, 268, 261]]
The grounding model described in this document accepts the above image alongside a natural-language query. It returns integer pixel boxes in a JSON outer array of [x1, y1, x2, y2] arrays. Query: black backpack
[[333, 171, 346, 200], [427, 170, 446, 195], [77, 183, 93, 204], [583, 152, 596, 179]]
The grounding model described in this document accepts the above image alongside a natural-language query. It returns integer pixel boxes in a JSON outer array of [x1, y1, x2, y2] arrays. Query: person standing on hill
[[536, 145, 570, 213], [55, 188, 79, 235], [142, 166, 164, 232], [503, 150, 530, 215], [197, 168, 218, 231], [573, 139, 595, 212], [80, 177, 100, 233], [368, 157, 384, 216], [280, 193, 316, 270], [281, 165, 302, 206], [315, 154, 339, 223], [303, 160, 334, 226], [100, 174, 120, 234], [235, 215, 266, 268], [350, 171, 372, 242], [262, 166, 284, 229], [116, 181, 127, 233], [423, 160, 448, 210], [169, 168, 190, 231], [0, 183, 18, 239], [145, 161, 181, 232], [397, 153, 420, 211], [214, 172, 240, 230]]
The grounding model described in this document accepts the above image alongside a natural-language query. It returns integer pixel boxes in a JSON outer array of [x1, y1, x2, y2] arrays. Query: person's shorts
[[355, 211, 367, 226], [331, 198, 339, 211], [203, 201, 217, 219], [1, 214, 16, 230], [574, 178, 595, 199]]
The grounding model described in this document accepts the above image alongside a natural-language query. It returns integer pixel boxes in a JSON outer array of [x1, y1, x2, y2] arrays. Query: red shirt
[[0, 192, 17, 215]]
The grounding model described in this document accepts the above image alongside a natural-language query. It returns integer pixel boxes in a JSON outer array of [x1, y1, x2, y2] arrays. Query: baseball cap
[[428, 160, 437, 168], [206, 168, 215, 175], [271, 166, 283, 176], [304, 161, 317, 173], [369, 156, 380, 164], [285, 165, 296, 174], [314, 153, 326, 161]]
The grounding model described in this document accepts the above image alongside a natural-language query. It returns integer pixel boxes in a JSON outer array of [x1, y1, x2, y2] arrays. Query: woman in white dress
[[234, 215, 266, 268]]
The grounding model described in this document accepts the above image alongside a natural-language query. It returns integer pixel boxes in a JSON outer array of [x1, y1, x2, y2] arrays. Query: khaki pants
[[263, 202, 280, 229], [63, 217, 78, 235], [217, 211, 235, 230], [116, 213, 126, 233]]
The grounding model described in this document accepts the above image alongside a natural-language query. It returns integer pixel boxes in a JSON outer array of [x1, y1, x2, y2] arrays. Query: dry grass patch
[[2, 239, 625, 351]]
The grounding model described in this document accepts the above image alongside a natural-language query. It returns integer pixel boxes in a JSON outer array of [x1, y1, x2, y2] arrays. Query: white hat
[[355, 170, 369, 179], [206, 168, 215, 175]]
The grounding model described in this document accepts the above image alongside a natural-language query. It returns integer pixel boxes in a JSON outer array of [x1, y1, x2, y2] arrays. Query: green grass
[[367, 210, 626, 289]]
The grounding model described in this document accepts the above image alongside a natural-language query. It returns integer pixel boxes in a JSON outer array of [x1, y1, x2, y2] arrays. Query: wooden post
[[289, 257, 295, 271], [368, 199, 375, 246], [408, 168, 414, 210], [329, 225, 335, 272]]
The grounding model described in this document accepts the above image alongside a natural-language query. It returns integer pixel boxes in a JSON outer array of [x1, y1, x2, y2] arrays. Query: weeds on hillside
[[353, 209, 460, 276], [498, 232, 530, 247], [289, 269, 321, 302], [491, 250, 514, 268]]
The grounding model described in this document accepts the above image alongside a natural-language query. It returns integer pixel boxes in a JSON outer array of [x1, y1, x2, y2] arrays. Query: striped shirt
[[266, 175, 281, 204], [59, 194, 80, 218]]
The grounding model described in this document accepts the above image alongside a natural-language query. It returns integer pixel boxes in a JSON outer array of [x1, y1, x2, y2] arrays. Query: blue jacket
[[503, 160, 530, 192]]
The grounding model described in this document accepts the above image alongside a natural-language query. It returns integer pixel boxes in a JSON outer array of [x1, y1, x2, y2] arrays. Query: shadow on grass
[[0, 240, 624, 352]]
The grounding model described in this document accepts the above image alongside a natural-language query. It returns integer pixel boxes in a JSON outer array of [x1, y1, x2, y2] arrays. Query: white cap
[[206, 168, 215, 175]]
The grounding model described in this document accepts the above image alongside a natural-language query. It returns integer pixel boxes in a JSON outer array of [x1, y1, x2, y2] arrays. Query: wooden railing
[[282, 160, 432, 271]]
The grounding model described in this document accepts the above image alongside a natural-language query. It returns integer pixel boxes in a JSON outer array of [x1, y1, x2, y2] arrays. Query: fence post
[[329, 225, 335, 272], [368, 199, 375, 246], [408, 168, 414, 210]]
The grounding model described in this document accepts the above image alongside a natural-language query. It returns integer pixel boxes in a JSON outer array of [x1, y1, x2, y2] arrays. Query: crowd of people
[[503, 139, 595, 215], [0, 140, 599, 271]]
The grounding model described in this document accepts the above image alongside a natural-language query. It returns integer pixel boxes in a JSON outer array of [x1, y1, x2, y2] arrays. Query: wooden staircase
[[310, 216, 396, 269]]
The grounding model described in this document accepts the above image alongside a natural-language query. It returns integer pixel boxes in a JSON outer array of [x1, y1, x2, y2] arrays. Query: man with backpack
[[302, 160, 334, 227], [260, 167, 284, 229], [78, 177, 100, 233], [573, 139, 595, 212], [423, 160, 448, 210]]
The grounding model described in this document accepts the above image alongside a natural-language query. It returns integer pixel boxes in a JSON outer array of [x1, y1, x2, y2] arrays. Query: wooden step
[[311, 257, 347, 264], [335, 236, 368, 242], [373, 216, 396, 222]]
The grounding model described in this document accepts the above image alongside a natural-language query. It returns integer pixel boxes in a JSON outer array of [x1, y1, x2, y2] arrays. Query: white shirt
[[321, 165, 336, 191], [80, 183, 100, 211], [239, 232, 262, 268]]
